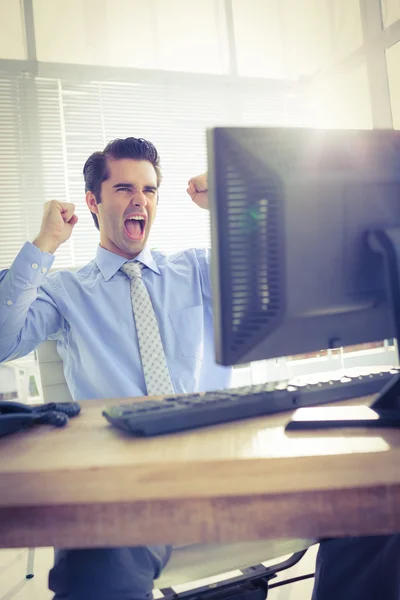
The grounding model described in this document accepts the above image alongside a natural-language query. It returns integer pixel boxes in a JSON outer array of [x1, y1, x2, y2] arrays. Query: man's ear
[[86, 191, 99, 215]]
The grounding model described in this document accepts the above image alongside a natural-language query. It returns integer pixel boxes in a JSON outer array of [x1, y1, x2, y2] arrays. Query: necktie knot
[[121, 261, 143, 280]]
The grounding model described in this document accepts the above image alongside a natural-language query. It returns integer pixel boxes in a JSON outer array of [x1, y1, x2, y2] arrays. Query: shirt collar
[[95, 245, 161, 281]]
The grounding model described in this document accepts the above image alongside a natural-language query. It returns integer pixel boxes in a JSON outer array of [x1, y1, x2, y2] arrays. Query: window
[[0, 75, 306, 270], [0, 0, 26, 59], [233, 0, 333, 79], [333, 0, 363, 59], [306, 64, 373, 129], [34, 0, 159, 68], [153, 0, 229, 74], [280, 0, 333, 79], [386, 42, 400, 128], [0, 75, 33, 269], [381, 0, 400, 28], [33, 0, 229, 73], [232, 0, 284, 79]]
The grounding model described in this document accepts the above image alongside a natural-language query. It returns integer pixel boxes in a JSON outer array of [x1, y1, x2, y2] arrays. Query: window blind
[[0, 75, 43, 269], [0, 74, 307, 270]]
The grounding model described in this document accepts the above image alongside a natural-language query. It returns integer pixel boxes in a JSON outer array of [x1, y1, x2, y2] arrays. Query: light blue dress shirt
[[0, 242, 232, 400]]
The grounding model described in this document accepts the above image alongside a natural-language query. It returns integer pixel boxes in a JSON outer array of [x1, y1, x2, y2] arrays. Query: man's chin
[[123, 241, 145, 258], [123, 232, 149, 256], [100, 235, 146, 260]]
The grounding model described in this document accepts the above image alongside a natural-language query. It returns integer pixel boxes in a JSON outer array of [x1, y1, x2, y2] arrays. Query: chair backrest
[[36, 340, 73, 403]]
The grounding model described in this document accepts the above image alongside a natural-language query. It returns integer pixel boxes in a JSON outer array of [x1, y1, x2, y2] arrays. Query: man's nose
[[131, 192, 147, 207]]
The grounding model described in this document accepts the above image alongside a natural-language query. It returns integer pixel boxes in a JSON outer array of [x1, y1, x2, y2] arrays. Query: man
[[0, 137, 399, 599], [0, 136, 230, 600]]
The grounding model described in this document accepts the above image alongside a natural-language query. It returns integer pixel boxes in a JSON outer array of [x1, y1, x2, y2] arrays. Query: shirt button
[[41, 267, 48, 274], [31, 263, 39, 270], [7, 300, 13, 306]]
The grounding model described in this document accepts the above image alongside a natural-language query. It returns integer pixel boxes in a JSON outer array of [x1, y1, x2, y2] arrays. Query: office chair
[[26, 340, 316, 598]]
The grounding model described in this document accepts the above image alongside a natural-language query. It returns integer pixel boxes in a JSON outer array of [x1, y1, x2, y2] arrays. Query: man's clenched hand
[[33, 200, 78, 254], [187, 173, 209, 210]]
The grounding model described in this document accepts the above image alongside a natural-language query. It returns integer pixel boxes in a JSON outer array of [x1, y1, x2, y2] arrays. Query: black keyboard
[[102, 370, 398, 436]]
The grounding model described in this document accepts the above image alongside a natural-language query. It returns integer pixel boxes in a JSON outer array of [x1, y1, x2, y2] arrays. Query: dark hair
[[83, 137, 162, 230]]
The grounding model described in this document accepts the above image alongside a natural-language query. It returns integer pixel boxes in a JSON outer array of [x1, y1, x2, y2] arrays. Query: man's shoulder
[[45, 259, 97, 287], [151, 247, 210, 266]]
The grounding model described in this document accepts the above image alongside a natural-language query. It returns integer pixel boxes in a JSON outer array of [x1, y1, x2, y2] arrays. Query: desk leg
[[26, 548, 35, 579]]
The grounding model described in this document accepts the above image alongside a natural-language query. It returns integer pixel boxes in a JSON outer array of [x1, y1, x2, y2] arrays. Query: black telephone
[[0, 401, 80, 438]]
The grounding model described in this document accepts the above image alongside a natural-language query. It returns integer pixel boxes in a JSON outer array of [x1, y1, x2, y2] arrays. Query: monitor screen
[[207, 127, 400, 366]]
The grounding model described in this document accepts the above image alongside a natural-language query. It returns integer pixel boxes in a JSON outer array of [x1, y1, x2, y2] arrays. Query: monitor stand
[[285, 227, 400, 432]]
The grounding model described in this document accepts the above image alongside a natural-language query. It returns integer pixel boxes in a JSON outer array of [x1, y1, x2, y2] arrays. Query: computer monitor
[[208, 127, 400, 365], [207, 127, 400, 427]]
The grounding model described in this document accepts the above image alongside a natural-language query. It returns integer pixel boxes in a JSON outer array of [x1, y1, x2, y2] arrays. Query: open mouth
[[124, 215, 146, 241]]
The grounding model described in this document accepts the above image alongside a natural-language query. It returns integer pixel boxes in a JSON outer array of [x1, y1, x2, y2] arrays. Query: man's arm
[[186, 173, 212, 300], [0, 201, 78, 362]]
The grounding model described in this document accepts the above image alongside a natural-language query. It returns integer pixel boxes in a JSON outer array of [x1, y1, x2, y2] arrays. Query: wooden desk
[[0, 396, 399, 549]]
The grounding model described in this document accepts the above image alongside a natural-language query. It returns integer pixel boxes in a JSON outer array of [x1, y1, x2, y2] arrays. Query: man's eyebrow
[[113, 183, 158, 190], [113, 182, 135, 189]]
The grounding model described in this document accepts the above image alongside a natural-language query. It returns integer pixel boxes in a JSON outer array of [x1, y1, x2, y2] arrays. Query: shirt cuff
[[12, 241, 56, 285]]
